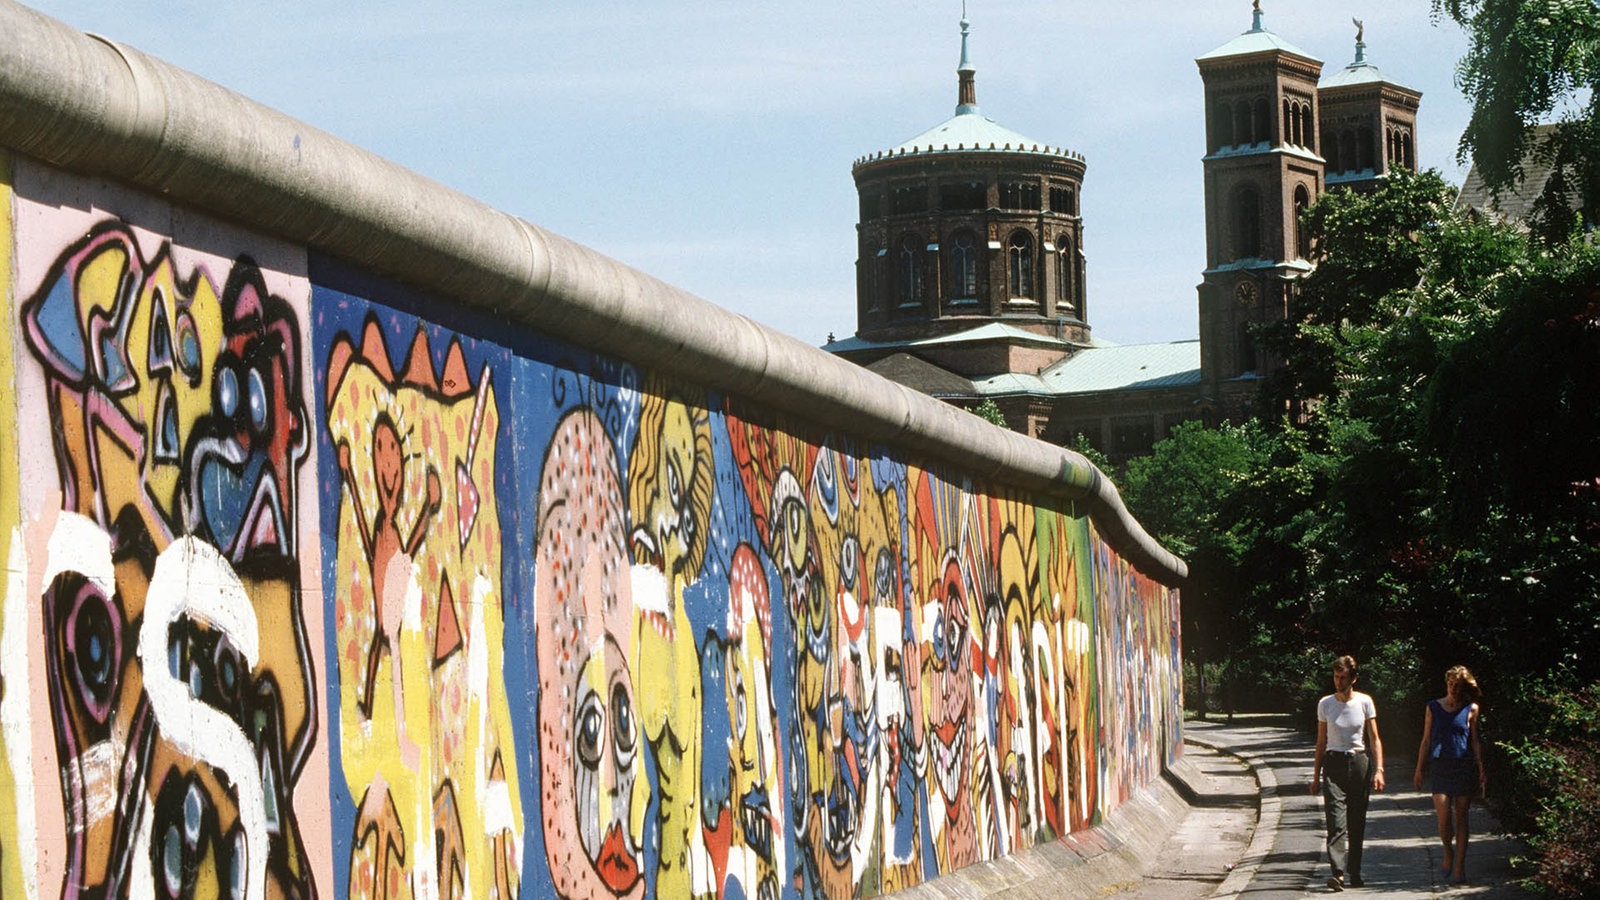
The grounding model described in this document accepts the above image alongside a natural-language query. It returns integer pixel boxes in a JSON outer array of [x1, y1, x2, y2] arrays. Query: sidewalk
[[1184, 716, 1533, 898]]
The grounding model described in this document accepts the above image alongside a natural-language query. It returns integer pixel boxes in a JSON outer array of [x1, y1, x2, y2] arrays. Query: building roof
[[1319, 38, 1417, 93], [1455, 124, 1578, 225], [1198, 6, 1319, 64], [824, 322, 1077, 354], [855, 16, 1081, 167], [973, 340, 1201, 397], [864, 353, 977, 398]]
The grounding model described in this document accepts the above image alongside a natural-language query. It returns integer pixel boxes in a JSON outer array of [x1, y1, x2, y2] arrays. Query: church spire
[[956, 12, 978, 115]]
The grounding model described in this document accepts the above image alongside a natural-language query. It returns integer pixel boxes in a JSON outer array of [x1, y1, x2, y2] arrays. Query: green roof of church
[[1319, 40, 1417, 93], [1198, 6, 1319, 63], [856, 16, 1081, 167], [974, 340, 1201, 397]]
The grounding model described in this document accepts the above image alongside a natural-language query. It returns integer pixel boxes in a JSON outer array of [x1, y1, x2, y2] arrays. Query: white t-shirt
[[1318, 691, 1377, 752]]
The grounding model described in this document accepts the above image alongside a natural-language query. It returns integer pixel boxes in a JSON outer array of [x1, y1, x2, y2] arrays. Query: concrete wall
[[0, 3, 1185, 898]]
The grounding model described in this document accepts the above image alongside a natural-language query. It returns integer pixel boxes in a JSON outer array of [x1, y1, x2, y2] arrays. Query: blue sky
[[22, 1, 1472, 347]]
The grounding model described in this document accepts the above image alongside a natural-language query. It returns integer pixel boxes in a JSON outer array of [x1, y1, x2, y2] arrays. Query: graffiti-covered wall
[[0, 149, 1181, 900], [0, 6, 1182, 895]]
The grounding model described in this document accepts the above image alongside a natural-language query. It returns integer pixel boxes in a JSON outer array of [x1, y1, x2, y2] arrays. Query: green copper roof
[[1197, 4, 1320, 63], [1319, 39, 1417, 92], [855, 15, 1082, 168]]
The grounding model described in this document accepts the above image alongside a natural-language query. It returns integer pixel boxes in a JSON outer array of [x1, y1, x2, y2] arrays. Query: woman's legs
[[1451, 795, 1472, 881], [1432, 792, 1454, 874]]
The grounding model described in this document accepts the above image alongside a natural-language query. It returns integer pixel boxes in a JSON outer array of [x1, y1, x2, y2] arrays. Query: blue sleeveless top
[[1428, 699, 1473, 760]]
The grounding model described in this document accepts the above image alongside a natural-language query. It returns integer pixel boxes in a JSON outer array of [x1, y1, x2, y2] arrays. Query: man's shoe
[[1349, 876, 1364, 888], [1326, 874, 1344, 892]]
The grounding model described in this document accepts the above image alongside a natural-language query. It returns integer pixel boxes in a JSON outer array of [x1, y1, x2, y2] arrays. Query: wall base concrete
[[893, 752, 1223, 899]]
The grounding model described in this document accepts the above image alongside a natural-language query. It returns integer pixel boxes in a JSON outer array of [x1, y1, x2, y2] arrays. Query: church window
[[950, 232, 978, 301], [1056, 236, 1076, 313], [891, 184, 927, 215], [1001, 181, 1041, 211], [1294, 185, 1312, 259], [1402, 131, 1414, 169], [898, 235, 924, 306], [1302, 103, 1315, 151], [1049, 185, 1077, 215], [941, 181, 986, 211], [1233, 186, 1261, 260], [1252, 97, 1271, 144], [1214, 100, 1234, 149], [1358, 127, 1375, 170], [1233, 100, 1250, 146], [1236, 321, 1258, 375], [1341, 131, 1357, 172], [860, 192, 882, 220], [1008, 231, 1035, 299]]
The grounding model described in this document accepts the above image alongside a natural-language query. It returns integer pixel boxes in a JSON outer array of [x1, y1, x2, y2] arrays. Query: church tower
[[1319, 24, 1422, 191], [846, 16, 1088, 366], [1195, 2, 1324, 420]]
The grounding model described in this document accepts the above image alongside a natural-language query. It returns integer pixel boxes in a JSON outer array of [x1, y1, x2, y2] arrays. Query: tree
[[1434, 0, 1600, 241]]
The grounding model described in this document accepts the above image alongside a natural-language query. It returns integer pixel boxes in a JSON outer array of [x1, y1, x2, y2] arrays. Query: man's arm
[[1367, 712, 1386, 791], [1310, 719, 1328, 795]]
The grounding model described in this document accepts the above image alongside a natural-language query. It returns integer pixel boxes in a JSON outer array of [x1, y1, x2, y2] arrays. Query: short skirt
[[1430, 757, 1478, 797]]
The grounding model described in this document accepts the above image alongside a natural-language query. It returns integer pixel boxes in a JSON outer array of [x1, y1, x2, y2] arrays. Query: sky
[[21, 1, 1474, 348]]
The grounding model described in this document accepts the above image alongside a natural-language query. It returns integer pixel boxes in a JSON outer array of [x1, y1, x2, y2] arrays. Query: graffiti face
[[536, 409, 644, 900], [720, 543, 783, 900], [925, 549, 975, 862]]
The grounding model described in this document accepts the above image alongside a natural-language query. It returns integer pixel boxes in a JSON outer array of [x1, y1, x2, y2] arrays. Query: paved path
[[1181, 717, 1532, 898]]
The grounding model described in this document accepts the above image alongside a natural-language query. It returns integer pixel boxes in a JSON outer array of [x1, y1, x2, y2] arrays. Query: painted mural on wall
[[0, 156, 1181, 900], [1, 162, 326, 898]]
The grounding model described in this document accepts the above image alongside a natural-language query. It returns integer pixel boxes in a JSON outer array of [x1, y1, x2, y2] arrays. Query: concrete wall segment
[[0, 0, 1182, 586]]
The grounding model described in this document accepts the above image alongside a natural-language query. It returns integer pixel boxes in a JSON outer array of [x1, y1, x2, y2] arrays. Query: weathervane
[[1353, 17, 1364, 43]]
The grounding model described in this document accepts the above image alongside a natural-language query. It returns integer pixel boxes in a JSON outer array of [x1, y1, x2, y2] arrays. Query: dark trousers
[[1322, 750, 1371, 879]]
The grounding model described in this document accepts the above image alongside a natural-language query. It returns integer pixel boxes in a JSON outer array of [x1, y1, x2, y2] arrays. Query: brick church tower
[[843, 16, 1088, 377], [1195, 1, 1324, 421]]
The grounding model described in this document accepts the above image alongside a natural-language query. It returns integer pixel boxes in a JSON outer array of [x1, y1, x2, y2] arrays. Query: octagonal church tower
[[835, 16, 1088, 379]]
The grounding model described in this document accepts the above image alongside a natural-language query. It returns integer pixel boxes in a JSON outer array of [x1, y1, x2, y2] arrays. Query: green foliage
[[1064, 431, 1114, 474], [1433, 0, 1600, 242], [1133, 165, 1600, 888], [970, 398, 1008, 428], [1494, 677, 1600, 898]]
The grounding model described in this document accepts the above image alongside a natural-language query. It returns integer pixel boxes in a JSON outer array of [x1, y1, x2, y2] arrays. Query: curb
[[1187, 735, 1280, 899]]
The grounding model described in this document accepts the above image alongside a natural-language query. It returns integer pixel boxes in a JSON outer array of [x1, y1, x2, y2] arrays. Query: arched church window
[[1234, 100, 1250, 146], [1237, 321, 1258, 375], [1358, 127, 1375, 170], [1007, 231, 1035, 299], [898, 235, 923, 306], [1056, 235, 1076, 313], [1402, 132, 1414, 169], [1233, 186, 1261, 260], [1282, 98, 1293, 145], [1294, 185, 1312, 260], [1252, 97, 1271, 144], [949, 232, 978, 302], [1214, 101, 1234, 149], [1341, 131, 1357, 173]]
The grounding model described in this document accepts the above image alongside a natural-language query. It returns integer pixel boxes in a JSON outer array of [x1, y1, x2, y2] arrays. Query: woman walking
[[1413, 665, 1487, 883]]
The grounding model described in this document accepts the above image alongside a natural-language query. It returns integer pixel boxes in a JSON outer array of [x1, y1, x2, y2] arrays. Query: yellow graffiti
[[326, 323, 522, 898]]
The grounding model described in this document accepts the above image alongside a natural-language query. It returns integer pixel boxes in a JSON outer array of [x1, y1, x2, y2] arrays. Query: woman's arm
[[1469, 703, 1487, 794], [1414, 703, 1433, 790]]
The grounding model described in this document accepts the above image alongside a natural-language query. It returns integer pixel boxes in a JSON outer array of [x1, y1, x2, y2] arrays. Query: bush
[[1493, 678, 1600, 898]]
